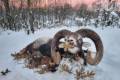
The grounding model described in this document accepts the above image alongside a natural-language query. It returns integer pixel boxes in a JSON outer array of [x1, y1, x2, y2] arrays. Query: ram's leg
[[49, 51, 61, 72], [51, 51, 61, 65]]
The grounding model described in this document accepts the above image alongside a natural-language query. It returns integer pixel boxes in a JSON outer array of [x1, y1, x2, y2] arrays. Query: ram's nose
[[70, 42, 74, 46]]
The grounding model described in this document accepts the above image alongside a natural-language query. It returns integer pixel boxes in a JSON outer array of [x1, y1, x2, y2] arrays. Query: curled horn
[[76, 29, 104, 65], [51, 29, 71, 64]]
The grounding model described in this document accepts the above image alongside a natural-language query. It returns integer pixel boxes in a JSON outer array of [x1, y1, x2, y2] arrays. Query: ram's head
[[51, 29, 104, 65]]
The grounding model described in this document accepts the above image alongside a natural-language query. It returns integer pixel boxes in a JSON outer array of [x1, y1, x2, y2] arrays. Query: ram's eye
[[65, 38, 67, 41], [79, 38, 82, 41], [78, 39, 83, 43]]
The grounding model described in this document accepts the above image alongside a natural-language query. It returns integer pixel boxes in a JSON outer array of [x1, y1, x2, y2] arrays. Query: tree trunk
[[2, 0, 10, 16], [1, 0, 14, 28], [27, 0, 31, 8]]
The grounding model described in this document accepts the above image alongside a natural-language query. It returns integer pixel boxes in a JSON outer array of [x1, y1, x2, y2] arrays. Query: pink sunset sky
[[0, 0, 120, 9]]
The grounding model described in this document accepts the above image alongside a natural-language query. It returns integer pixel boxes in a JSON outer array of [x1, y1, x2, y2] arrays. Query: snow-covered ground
[[0, 26, 120, 80]]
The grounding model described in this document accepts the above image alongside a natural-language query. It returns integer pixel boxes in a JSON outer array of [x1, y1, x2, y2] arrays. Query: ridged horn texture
[[51, 29, 72, 64], [51, 29, 72, 51], [76, 29, 104, 65]]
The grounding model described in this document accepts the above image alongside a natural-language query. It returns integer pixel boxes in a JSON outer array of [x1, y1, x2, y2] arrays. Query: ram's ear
[[59, 38, 66, 43], [58, 43, 64, 48], [77, 34, 82, 40], [82, 42, 91, 48]]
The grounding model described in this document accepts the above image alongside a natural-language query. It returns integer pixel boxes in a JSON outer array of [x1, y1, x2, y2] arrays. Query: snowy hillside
[[0, 26, 120, 80]]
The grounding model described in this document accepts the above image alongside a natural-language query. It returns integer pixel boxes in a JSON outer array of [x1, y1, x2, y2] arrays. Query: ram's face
[[59, 34, 83, 54]]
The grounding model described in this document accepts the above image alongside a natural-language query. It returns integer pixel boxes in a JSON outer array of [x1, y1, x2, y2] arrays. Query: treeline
[[0, 0, 120, 34]]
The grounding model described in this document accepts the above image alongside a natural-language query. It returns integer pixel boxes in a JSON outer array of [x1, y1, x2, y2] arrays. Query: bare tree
[[77, 4, 88, 18], [27, 0, 31, 8], [1, 0, 10, 16], [1, 0, 15, 29]]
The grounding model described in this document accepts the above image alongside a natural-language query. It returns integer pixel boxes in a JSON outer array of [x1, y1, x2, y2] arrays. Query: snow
[[110, 11, 119, 17], [0, 26, 120, 80]]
